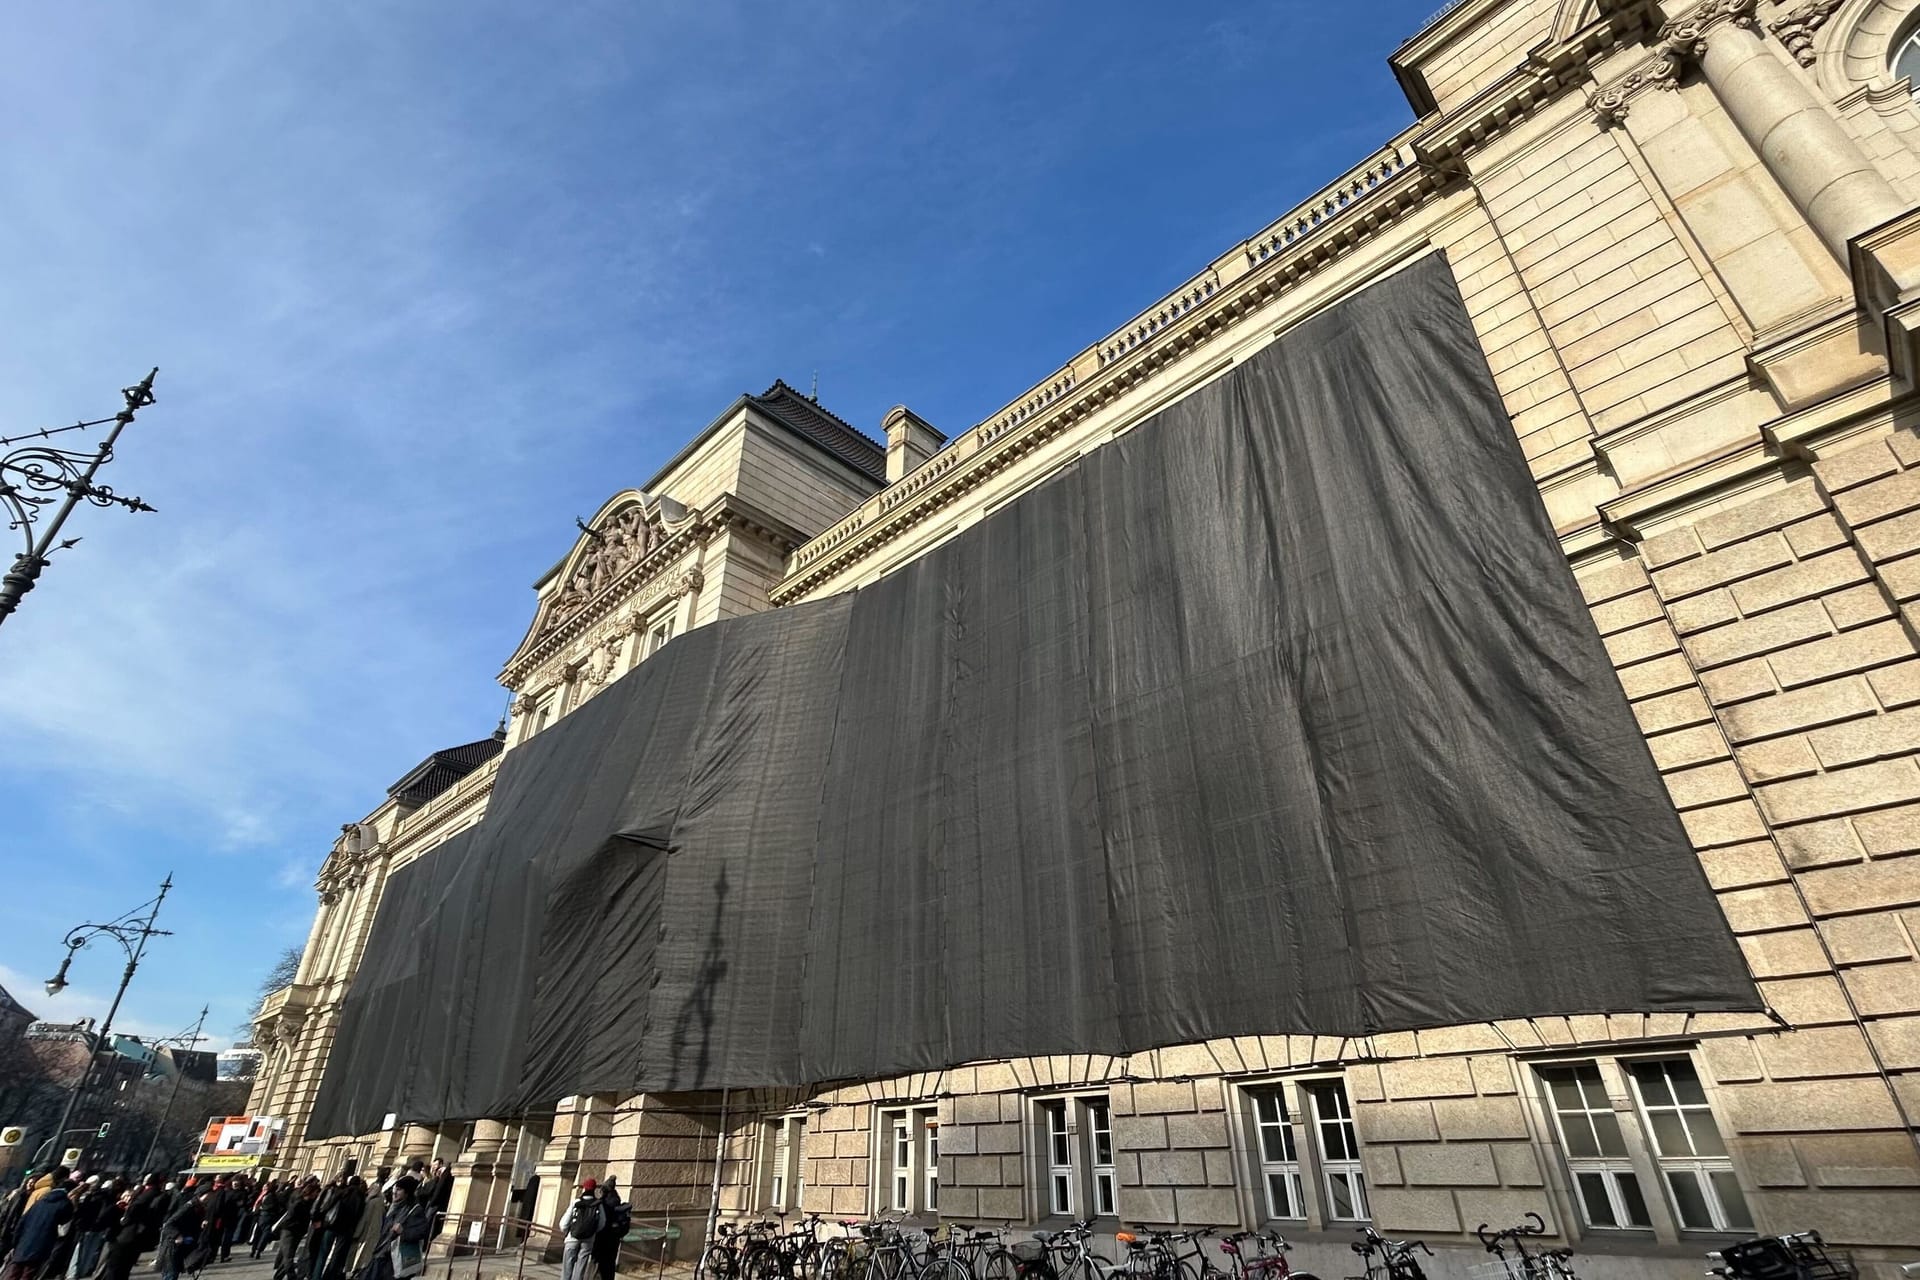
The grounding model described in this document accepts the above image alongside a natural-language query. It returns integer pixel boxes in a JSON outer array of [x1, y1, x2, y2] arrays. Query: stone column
[[450, 1120, 516, 1232], [1696, 19, 1905, 260]]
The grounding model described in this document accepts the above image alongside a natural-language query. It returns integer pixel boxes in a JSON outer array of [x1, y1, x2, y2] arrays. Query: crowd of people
[[0, 1160, 461, 1280]]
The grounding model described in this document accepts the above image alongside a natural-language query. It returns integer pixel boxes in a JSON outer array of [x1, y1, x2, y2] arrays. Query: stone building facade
[[252, 0, 1920, 1272]]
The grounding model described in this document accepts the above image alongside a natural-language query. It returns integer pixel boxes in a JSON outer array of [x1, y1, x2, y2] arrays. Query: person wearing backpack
[[589, 1179, 628, 1280], [559, 1181, 603, 1280]]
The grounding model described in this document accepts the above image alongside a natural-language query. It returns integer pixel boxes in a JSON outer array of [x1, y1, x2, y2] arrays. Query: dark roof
[[0, 982, 34, 1026], [387, 731, 506, 807], [745, 381, 886, 481]]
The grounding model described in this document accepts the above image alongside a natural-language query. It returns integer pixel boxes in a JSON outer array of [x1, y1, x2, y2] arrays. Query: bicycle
[[1009, 1221, 1116, 1280], [1707, 1229, 1855, 1280], [1218, 1230, 1319, 1280], [1350, 1227, 1432, 1280], [919, 1223, 1019, 1280], [1473, 1214, 1577, 1280]]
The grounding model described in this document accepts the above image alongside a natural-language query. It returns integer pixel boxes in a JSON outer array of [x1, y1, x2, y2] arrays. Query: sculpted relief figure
[[541, 501, 664, 637]]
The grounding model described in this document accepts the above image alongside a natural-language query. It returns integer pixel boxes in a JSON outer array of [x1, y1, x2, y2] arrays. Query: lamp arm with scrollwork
[[0, 369, 160, 632]]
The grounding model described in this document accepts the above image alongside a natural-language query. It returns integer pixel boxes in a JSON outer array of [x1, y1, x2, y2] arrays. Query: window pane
[[1710, 1171, 1753, 1230], [1574, 1172, 1617, 1227], [1667, 1062, 1706, 1106], [1050, 1174, 1070, 1216], [1546, 1070, 1585, 1113], [1686, 1112, 1727, 1158], [1576, 1066, 1609, 1109], [1591, 1111, 1626, 1158], [1562, 1116, 1599, 1159], [1051, 1132, 1070, 1165], [1095, 1172, 1115, 1217], [1265, 1173, 1296, 1220], [1255, 1094, 1280, 1125], [1666, 1169, 1713, 1230], [1259, 1125, 1288, 1164], [1900, 30, 1920, 82], [1614, 1172, 1652, 1228], [1631, 1062, 1673, 1107], [1328, 1172, 1356, 1220], [1649, 1112, 1692, 1158]]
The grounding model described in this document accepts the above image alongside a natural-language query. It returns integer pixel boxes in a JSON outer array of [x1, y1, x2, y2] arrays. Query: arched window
[[1894, 25, 1920, 90]]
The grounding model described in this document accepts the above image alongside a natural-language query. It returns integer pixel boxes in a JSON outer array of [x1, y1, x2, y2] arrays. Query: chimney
[[882, 406, 947, 483]]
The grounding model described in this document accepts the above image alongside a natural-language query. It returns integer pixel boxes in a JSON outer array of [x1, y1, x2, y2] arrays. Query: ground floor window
[[1248, 1089, 1305, 1221], [1304, 1081, 1367, 1223], [1035, 1094, 1112, 1220], [1536, 1054, 1751, 1236], [875, 1105, 937, 1217], [763, 1112, 806, 1211]]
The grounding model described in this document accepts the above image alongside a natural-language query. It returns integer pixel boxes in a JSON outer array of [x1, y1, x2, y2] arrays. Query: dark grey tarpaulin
[[306, 255, 1758, 1139]]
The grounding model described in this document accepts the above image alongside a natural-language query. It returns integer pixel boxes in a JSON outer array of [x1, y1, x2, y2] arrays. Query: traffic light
[[95, 1123, 111, 1138]]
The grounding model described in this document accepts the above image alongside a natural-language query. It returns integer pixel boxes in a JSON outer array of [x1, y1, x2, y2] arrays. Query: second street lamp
[[35, 876, 174, 1170]]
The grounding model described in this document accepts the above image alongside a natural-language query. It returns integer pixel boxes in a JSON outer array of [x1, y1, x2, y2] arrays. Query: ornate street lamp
[[0, 369, 159, 632], [34, 877, 174, 1169]]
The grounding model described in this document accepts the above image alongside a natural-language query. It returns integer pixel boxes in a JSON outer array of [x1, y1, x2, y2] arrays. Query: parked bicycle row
[[695, 1213, 1875, 1280]]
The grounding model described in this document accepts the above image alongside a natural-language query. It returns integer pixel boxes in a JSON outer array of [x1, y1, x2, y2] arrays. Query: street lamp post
[[0, 369, 160, 632], [34, 877, 174, 1170], [138, 1005, 209, 1176]]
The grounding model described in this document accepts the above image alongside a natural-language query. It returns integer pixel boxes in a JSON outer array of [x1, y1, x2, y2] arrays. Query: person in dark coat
[[66, 1178, 113, 1280], [157, 1193, 206, 1280], [98, 1177, 165, 1280], [271, 1180, 320, 1280], [421, 1162, 453, 1240], [200, 1179, 237, 1267], [5, 1179, 74, 1280], [589, 1179, 628, 1280], [250, 1183, 287, 1261], [372, 1179, 428, 1280]]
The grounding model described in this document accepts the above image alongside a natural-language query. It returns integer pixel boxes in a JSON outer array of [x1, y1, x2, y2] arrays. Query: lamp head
[[44, 955, 71, 998]]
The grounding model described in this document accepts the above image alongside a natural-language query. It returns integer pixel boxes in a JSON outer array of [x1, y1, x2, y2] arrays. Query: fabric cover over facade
[[306, 255, 1759, 1139]]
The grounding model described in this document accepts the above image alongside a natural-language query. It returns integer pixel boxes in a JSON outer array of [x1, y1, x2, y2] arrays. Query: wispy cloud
[[0, 0, 1437, 1039]]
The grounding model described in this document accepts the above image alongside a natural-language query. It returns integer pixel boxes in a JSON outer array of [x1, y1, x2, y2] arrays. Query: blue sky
[[0, 1, 1437, 1049]]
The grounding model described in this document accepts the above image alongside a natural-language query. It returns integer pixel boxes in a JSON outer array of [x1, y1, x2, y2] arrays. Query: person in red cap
[[559, 1181, 604, 1280]]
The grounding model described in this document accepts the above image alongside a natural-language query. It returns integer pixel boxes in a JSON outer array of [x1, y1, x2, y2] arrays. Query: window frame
[[1033, 1093, 1114, 1223], [762, 1112, 807, 1213], [1246, 1087, 1306, 1223], [1303, 1080, 1368, 1225], [874, 1105, 938, 1219], [1895, 24, 1920, 90], [1528, 1051, 1754, 1245], [1623, 1058, 1753, 1235], [1536, 1061, 1653, 1233]]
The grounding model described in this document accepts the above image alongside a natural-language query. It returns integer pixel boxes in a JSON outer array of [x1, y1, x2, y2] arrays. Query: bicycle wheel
[[980, 1249, 1018, 1280], [745, 1245, 792, 1280], [872, 1248, 913, 1280], [702, 1246, 741, 1280], [917, 1259, 971, 1280]]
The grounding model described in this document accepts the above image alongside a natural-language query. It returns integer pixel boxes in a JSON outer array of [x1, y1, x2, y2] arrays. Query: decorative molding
[[1589, 0, 1758, 125], [1770, 0, 1845, 64], [511, 692, 539, 716], [536, 503, 663, 641]]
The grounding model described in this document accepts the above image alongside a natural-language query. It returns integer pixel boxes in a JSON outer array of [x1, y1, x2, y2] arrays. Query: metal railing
[[430, 1208, 687, 1280]]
